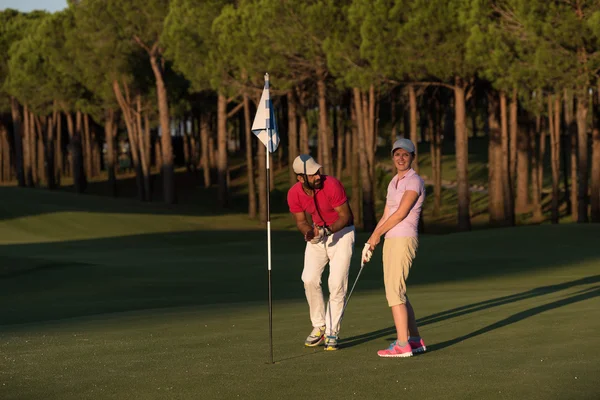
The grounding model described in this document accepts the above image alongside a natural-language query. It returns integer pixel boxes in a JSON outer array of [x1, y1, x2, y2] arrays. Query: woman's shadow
[[340, 275, 600, 351]]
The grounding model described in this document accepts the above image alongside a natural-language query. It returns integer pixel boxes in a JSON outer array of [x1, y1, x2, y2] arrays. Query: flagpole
[[265, 73, 274, 365], [251, 72, 276, 365]]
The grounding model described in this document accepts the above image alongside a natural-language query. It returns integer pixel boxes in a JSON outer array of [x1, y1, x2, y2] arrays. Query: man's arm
[[329, 201, 352, 233], [292, 211, 314, 238]]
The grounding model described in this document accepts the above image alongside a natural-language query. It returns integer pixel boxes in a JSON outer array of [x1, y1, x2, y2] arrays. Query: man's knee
[[327, 278, 347, 297], [302, 273, 322, 289]]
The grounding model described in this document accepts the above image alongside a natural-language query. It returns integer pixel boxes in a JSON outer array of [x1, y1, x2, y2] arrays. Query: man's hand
[[305, 226, 324, 244], [361, 243, 373, 266]]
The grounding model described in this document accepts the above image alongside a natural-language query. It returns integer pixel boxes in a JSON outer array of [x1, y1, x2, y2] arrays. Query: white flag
[[251, 73, 279, 153]]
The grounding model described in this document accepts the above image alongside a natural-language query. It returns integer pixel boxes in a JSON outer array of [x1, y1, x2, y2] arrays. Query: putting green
[[0, 187, 599, 399]]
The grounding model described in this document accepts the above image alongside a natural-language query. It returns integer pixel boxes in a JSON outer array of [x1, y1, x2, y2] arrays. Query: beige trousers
[[383, 236, 419, 307], [301, 225, 355, 336]]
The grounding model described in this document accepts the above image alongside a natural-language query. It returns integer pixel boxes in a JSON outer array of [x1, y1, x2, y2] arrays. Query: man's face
[[301, 171, 323, 190]]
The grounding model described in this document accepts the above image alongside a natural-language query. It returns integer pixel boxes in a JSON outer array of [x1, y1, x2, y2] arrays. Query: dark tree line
[[1, 0, 599, 230]]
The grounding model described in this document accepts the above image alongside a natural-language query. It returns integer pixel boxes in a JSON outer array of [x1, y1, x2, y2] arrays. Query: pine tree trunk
[[23, 105, 32, 186], [531, 116, 544, 221], [317, 74, 332, 174], [592, 88, 600, 223], [69, 113, 86, 194], [56, 113, 62, 185], [344, 116, 352, 177], [136, 95, 150, 201], [488, 92, 505, 224], [244, 91, 257, 219], [183, 123, 191, 172], [591, 125, 600, 222], [454, 78, 471, 231], [200, 114, 211, 188], [429, 111, 438, 216], [208, 136, 216, 168], [350, 104, 362, 228], [105, 108, 117, 197], [217, 93, 229, 207], [10, 98, 25, 187], [549, 96, 560, 224], [435, 98, 443, 216], [500, 92, 515, 225], [510, 89, 518, 189], [149, 53, 175, 204], [75, 111, 82, 182], [336, 108, 344, 178], [45, 114, 56, 190], [408, 84, 419, 172], [0, 124, 7, 183], [287, 91, 298, 186], [576, 92, 589, 222], [353, 88, 376, 231], [113, 80, 143, 200], [390, 90, 398, 144], [83, 114, 93, 178], [365, 86, 376, 183], [29, 110, 38, 186], [299, 113, 309, 154], [65, 111, 74, 179], [564, 90, 577, 219], [515, 120, 529, 213]]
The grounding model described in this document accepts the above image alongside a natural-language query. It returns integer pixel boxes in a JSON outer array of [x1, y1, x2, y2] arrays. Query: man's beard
[[303, 177, 324, 190]]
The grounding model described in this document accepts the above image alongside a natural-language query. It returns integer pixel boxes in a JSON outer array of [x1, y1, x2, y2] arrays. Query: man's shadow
[[340, 275, 600, 350]]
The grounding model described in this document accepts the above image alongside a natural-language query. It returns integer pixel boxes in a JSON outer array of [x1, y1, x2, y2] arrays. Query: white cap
[[293, 154, 322, 175], [391, 138, 416, 154]]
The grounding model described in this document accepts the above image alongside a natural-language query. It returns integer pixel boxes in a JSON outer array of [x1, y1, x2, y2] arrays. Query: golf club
[[336, 243, 370, 332]]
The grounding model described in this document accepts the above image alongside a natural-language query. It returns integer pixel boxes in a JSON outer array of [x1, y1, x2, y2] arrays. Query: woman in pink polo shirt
[[365, 138, 426, 358]]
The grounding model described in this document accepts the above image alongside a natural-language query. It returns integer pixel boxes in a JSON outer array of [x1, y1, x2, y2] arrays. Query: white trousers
[[301, 225, 355, 336]]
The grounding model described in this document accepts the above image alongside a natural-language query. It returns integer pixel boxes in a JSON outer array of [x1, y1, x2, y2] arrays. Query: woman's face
[[392, 148, 414, 173]]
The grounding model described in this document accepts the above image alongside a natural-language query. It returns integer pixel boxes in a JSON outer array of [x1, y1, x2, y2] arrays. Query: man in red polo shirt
[[287, 154, 355, 351]]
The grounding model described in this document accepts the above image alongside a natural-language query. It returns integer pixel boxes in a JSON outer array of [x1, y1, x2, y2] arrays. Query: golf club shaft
[[337, 264, 364, 331]]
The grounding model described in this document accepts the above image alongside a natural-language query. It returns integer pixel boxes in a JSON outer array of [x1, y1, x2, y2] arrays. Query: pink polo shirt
[[287, 175, 350, 227], [384, 169, 425, 238]]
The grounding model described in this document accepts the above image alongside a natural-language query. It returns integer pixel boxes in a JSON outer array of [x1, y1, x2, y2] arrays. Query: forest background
[[1, 0, 600, 233]]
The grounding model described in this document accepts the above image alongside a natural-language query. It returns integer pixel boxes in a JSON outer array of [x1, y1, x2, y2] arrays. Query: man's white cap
[[391, 138, 416, 155], [293, 154, 322, 175]]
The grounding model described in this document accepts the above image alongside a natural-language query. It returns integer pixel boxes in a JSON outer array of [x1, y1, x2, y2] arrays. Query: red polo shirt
[[287, 175, 349, 227]]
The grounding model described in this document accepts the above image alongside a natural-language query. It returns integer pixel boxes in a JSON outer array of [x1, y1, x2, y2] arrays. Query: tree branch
[[226, 102, 244, 119], [132, 35, 151, 53]]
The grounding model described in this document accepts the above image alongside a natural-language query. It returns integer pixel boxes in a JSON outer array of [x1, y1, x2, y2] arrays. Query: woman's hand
[[367, 233, 380, 250]]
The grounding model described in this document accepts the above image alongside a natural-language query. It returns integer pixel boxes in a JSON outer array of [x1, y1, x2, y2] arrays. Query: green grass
[[0, 187, 599, 400]]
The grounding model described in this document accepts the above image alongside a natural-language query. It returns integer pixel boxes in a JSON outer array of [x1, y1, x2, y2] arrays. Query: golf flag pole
[[251, 73, 280, 364]]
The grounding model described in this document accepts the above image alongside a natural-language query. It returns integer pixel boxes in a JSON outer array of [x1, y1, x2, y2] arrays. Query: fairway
[[1, 187, 599, 400]]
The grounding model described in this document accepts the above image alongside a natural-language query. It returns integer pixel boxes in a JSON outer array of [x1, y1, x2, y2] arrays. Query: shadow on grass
[[340, 275, 600, 349], [427, 286, 600, 353], [1, 225, 599, 326]]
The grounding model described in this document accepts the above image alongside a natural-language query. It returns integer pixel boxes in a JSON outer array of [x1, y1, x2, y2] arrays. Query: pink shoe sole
[[377, 351, 413, 358]]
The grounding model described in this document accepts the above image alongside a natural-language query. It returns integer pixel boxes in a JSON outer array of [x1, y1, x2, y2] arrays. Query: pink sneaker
[[377, 341, 413, 358], [409, 338, 426, 353]]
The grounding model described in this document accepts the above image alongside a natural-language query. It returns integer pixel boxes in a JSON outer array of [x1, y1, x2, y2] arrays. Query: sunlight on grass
[[0, 211, 270, 245]]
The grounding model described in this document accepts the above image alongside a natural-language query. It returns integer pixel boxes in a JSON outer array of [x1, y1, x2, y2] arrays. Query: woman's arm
[[367, 190, 419, 248]]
